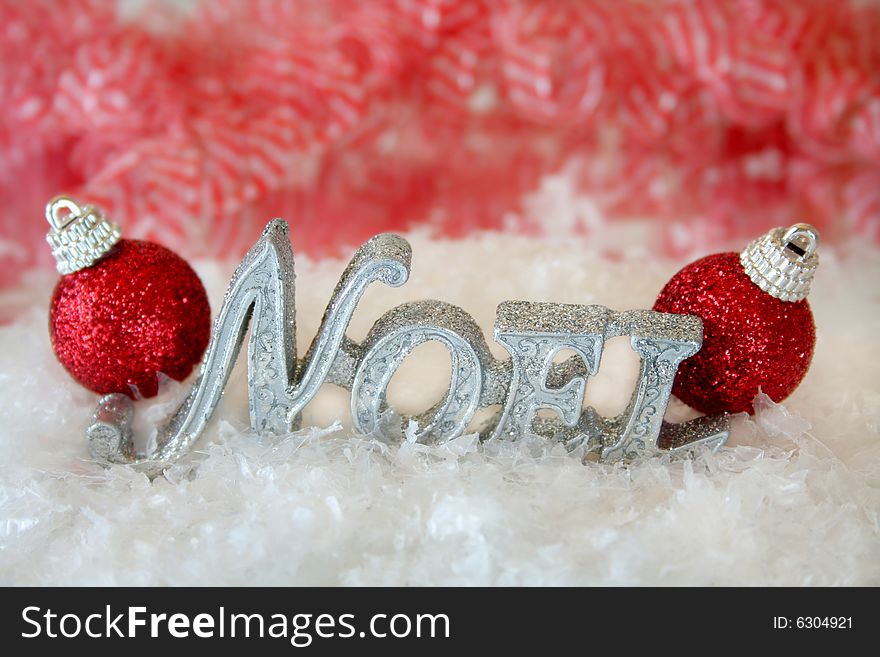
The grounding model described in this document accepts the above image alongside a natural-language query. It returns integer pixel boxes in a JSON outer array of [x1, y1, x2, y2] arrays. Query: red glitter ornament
[[654, 224, 819, 415], [46, 197, 210, 398]]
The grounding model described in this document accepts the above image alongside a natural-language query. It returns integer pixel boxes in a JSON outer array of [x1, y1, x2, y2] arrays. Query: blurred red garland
[[2, 0, 878, 290]]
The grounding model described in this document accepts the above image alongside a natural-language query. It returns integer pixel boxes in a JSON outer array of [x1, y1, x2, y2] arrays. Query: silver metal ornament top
[[740, 223, 819, 302], [45, 196, 121, 275]]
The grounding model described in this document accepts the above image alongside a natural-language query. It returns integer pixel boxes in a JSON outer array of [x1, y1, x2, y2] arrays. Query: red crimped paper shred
[[2, 0, 879, 290]]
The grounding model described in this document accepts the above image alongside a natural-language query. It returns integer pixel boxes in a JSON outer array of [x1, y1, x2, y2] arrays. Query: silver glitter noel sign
[[87, 220, 729, 477]]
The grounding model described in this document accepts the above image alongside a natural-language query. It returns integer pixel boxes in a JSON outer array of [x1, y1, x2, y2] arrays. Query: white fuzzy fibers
[[0, 229, 878, 585]]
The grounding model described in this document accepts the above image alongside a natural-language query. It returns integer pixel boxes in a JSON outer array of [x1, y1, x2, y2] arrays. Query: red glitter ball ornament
[[653, 225, 819, 415], [46, 198, 210, 398]]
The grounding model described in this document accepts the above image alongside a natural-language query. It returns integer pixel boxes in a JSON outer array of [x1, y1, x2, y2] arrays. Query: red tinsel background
[[1, 0, 878, 292]]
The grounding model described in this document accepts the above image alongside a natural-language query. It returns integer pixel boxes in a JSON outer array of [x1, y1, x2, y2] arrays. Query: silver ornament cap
[[739, 223, 819, 302], [45, 196, 121, 275]]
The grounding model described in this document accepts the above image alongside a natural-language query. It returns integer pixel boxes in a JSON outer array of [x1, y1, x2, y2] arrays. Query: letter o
[[60, 614, 81, 638], [389, 614, 411, 638], [351, 301, 489, 443]]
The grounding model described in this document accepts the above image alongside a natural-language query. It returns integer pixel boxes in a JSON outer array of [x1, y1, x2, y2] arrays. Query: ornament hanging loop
[[45, 196, 85, 231], [781, 223, 819, 261]]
